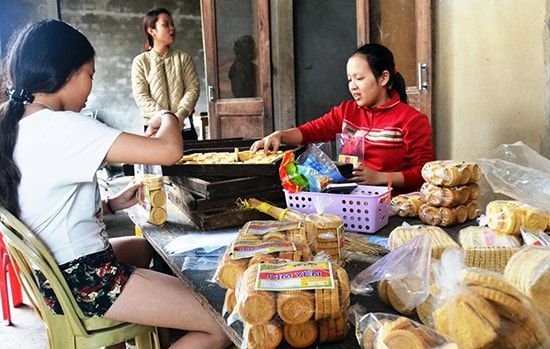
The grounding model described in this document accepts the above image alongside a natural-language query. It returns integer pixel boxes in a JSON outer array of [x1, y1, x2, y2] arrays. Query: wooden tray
[[169, 184, 285, 212], [123, 142, 304, 178], [167, 189, 277, 231], [169, 175, 281, 200]]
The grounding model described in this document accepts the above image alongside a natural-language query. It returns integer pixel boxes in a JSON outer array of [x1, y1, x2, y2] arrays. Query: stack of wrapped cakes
[[418, 160, 482, 227], [214, 219, 351, 349]]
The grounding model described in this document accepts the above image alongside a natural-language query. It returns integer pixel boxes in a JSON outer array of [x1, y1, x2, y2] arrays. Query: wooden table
[[126, 198, 472, 348]]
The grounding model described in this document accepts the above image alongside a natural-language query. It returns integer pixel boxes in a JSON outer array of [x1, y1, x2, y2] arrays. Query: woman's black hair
[[142, 8, 172, 49], [351, 43, 408, 103], [0, 19, 95, 216]]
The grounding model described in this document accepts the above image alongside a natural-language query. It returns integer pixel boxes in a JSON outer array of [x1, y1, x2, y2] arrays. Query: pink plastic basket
[[284, 185, 392, 233]]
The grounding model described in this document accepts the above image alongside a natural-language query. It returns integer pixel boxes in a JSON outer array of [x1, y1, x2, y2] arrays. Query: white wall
[[434, 0, 548, 161]]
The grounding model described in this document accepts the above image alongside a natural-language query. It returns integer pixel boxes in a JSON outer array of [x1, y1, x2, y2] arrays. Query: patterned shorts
[[36, 245, 136, 317]]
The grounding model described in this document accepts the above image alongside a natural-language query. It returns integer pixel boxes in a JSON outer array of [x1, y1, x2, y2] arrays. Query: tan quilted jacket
[[131, 48, 200, 125]]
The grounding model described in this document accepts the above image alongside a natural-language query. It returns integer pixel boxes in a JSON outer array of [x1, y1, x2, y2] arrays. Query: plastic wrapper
[[230, 261, 351, 348], [477, 141, 550, 211], [425, 248, 550, 349], [421, 160, 481, 187], [503, 244, 550, 326], [388, 223, 459, 260], [350, 306, 457, 349], [297, 164, 330, 192], [458, 226, 521, 273], [480, 199, 550, 235], [303, 213, 345, 263], [212, 220, 312, 289], [279, 151, 309, 192], [296, 144, 346, 184], [164, 231, 238, 271], [390, 191, 423, 217], [350, 234, 432, 315], [336, 133, 364, 166], [134, 164, 167, 225], [418, 202, 479, 227], [420, 182, 480, 208], [521, 227, 550, 246]]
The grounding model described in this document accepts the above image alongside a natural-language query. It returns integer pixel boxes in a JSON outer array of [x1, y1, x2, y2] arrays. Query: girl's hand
[[145, 110, 179, 137], [109, 179, 143, 212], [250, 131, 284, 154], [145, 112, 162, 137], [349, 162, 384, 185]]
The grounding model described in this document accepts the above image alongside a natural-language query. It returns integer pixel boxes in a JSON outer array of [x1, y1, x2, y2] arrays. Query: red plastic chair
[[1, 232, 23, 325]]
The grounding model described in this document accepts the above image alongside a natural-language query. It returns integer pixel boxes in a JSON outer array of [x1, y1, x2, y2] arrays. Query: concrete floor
[[0, 173, 140, 348]]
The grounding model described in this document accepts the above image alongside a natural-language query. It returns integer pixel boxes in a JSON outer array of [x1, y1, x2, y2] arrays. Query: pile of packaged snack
[[214, 218, 350, 349], [350, 236, 550, 349], [391, 160, 481, 226]]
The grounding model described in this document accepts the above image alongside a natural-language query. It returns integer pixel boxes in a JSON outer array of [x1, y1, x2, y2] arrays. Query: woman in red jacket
[[251, 43, 435, 195]]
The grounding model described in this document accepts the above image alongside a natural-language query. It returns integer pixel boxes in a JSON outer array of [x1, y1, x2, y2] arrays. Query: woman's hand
[[145, 110, 181, 137], [350, 162, 404, 188], [145, 112, 162, 137], [107, 179, 143, 212], [250, 131, 284, 154], [349, 162, 385, 185]]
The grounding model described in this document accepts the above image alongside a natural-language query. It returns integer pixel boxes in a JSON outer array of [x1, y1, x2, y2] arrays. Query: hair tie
[[9, 89, 34, 103], [145, 43, 152, 50], [394, 67, 399, 74]]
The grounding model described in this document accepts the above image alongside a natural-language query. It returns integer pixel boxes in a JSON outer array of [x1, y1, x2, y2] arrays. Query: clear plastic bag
[[296, 144, 346, 183], [350, 305, 457, 349], [336, 133, 364, 166], [350, 234, 432, 313], [426, 248, 550, 349], [477, 141, 550, 211], [134, 164, 167, 225]]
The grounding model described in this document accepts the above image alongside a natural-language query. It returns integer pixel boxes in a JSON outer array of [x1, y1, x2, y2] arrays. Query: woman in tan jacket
[[132, 8, 200, 140]]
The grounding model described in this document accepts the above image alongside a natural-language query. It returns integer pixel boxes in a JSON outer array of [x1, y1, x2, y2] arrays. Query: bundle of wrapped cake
[[390, 191, 423, 218], [351, 234, 434, 318], [231, 261, 350, 348], [214, 219, 351, 348], [354, 312, 459, 349], [484, 199, 550, 235], [504, 245, 550, 327], [458, 226, 521, 273], [418, 160, 482, 226], [417, 249, 550, 349], [388, 224, 459, 260]]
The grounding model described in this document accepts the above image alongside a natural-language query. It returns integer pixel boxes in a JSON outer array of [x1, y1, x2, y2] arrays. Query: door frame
[[357, 0, 433, 123], [201, 0, 273, 139]]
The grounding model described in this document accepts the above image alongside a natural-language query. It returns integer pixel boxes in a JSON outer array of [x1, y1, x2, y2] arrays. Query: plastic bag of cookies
[[350, 234, 432, 316], [229, 260, 351, 348], [350, 308, 458, 349], [420, 182, 480, 208], [504, 245, 550, 326], [304, 213, 345, 263], [483, 200, 550, 235], [388, 223, 459, 259], [428, 248, 550, 349], [418, 202, 479, 227], [391, 191, 423, 217], [421, 160, 481, 187], [458, 226, 521, 273], [213, 220, 313, 289]]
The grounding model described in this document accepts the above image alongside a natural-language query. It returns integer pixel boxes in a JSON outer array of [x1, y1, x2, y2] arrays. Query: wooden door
[[201, 0, 272, 139], [357, 0, 433, 122]]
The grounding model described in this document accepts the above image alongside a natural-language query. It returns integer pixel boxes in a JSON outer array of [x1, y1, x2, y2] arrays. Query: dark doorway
[[293, 0, 356, 126]]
